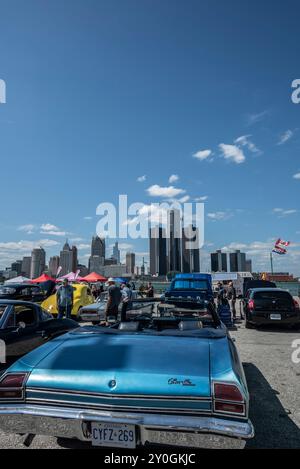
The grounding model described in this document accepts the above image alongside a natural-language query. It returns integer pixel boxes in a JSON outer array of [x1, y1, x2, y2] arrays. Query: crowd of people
[[215, 281, 244, 321], [55, 277, 155, 323]]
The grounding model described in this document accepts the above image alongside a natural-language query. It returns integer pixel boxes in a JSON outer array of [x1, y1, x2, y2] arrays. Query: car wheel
[[245, 320, 254, 329]]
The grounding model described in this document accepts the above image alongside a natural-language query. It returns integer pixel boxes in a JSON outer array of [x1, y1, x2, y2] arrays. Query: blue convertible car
[[0, 301, 254, 449]]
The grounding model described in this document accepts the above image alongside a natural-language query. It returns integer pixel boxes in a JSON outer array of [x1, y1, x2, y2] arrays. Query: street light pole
[[270, 251, 274, 275]]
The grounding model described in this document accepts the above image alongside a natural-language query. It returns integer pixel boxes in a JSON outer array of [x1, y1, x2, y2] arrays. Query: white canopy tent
[[4, 276, 31, 284]]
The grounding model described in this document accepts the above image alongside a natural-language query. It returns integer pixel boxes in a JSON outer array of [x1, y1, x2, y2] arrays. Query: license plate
[[91, 422, 136, 448], [270, 314, 282, 320]]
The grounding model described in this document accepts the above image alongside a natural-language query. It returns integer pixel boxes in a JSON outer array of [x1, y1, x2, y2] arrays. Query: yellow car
[[41, 284, 94, 319]]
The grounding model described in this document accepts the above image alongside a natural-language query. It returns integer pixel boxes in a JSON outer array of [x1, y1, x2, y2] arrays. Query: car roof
[[0, 283, 39, 288], [0, 299, 40, 306], [250, 288, 288, 292]]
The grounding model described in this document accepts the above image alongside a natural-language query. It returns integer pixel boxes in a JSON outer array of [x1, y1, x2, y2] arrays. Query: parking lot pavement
[[0, 321, 299, 449]]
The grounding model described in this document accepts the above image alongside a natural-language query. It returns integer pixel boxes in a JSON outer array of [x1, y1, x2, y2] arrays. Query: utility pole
[[270, 251, 274, 275]]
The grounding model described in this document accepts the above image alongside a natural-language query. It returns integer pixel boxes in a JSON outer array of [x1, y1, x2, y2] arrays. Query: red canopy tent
[[81, 272, 107, 283], [31, 273, 56, 283]]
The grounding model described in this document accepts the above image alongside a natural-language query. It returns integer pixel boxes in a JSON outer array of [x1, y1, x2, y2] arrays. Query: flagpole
[[270, 251, 274, 275]]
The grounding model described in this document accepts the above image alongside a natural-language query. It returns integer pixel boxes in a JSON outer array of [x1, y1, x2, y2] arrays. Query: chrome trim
[[212, 381, 247, 418], [0, 404, 254, 447], [26, 387, 210, 401], [26, 398, 212, 415]]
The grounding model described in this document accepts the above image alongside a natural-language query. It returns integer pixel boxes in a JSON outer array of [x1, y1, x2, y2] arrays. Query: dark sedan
[[244, 288, 300, 329], [0, 300, 78, 362], [0, 284, 50, 303]]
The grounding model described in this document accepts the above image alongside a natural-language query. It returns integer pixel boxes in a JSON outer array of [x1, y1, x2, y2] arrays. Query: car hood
[[25, 330, 212, 397], [80, 302, 105, 312]]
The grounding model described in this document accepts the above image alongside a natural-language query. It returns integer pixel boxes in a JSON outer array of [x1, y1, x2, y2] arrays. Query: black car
[[244, 288, 300, 329], [0, 284, 50, 303], [0, 300, 78, 362], [243, 280, 276, 298]]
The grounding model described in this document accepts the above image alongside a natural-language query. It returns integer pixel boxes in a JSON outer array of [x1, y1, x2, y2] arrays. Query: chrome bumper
[[0, 404, 254, 449]]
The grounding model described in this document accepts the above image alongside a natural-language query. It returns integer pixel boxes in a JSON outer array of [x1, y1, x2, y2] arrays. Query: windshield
[[172, 280, 209, 291], [0, 305, 8, 321], [0, 287, 16, 295], [253, 291, 292, 301]]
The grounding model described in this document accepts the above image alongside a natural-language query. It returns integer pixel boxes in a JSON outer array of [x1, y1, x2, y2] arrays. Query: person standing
[[227, 281, 237, 320], [56, 279, 74, 319], [104, 278, 122, 323], [120, 283, 133, 322], [146, 282, 154, 298]]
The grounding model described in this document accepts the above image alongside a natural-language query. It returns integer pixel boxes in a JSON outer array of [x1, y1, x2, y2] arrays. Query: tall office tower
[[30, 248, 46, 279], [11, 260, 22, 276], [245, 259, 252, 273], [126, 252, 135, 275], [149, 226, 167, 276], [21, 256, 32, 278], [167, 209, 182, 273], [229, 250, 246, 272], [182, 225, 200, 273], [211, 250, 228, 272], [91, 236, 105, 259], [112, 241, 120, 264], [72, 245, 78, 273], [59, 241, 74, 276], [89, 255, 104, 274], [49, 256, 60, 277]]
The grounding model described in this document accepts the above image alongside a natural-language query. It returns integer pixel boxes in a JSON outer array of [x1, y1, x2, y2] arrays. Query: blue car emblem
[[109, 380, 117, 388]]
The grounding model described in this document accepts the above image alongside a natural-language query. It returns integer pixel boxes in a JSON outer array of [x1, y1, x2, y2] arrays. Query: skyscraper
[[21, 256, 32, 278], [229, 250, 246, 272], [91, 236, 105, 258], [112, 241, 120, 264], [182, 225, 200, 273], [149, 226, 167, 276], [126, 252, 135, 275], [167, 209, 181, 273], [11, 260, 22, 276], [211, 250, 228, 272], [30, 248, 46, 279], [72, 245, 78, 273], [49, 256, 60, 277], [60, 241, 73, 276]]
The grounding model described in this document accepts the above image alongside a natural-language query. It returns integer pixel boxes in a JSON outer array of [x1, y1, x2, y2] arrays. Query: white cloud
[[246, 110, 269, 126], [83, 216, 93, 220], [168, 174, 179, 184], [293, 173, 300, 180], [234, 135, 261, 154], [207, 211, 233, 221], [273, 208, 297, 217], [147, 184, 186, 198], [195, 196, 208, 202], [0, 239, 59, 252], [39, 223, 69, 237], [137, 175, 146, 182], [17, 224, 35, 234], [77, 244, 90, 250], [193, 149, 212, 161], [219, 144, 246, 164], [277, 129, 294, 145]]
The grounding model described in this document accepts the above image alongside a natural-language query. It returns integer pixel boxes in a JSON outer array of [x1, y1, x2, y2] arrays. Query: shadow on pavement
[[243, 362, 300, 448]]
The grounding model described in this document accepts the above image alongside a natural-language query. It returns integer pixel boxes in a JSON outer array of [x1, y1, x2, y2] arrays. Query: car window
[[6, 305, 37, 328], [253, 291, 292, 300], [39, 308, 52, 321], [172, 280, 209, 290], [0, 305, 8, 320]]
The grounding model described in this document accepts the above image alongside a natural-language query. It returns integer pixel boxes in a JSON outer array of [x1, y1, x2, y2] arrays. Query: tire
[[245, 320, 254, 329]]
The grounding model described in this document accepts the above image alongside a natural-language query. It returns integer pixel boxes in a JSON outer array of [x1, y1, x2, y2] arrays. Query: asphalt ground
[[0, 306, 299, 449]]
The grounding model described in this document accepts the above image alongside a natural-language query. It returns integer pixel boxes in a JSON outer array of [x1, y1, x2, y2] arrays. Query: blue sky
[[0, 0, 300, 273]]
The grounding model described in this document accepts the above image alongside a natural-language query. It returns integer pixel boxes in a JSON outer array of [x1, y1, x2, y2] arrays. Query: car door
[[3, 304, 44, 358]]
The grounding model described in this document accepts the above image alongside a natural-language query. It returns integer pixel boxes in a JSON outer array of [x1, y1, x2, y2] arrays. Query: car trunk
[[25, 332, 212, 412], [253, 291, 295, 312]]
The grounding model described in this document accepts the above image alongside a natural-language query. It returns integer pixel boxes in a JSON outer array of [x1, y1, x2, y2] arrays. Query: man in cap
[[104, 278, 122, 323]]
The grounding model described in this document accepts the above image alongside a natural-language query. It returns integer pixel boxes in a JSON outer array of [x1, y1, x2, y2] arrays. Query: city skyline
[[0, 1, 299, 275]]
